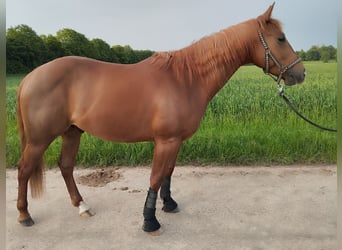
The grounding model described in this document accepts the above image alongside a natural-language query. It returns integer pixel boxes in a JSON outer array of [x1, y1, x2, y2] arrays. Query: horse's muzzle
[[284, 68, 306, 86]]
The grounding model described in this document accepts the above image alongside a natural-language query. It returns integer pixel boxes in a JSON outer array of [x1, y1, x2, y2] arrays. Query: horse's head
[[253, 3, 305, 86]]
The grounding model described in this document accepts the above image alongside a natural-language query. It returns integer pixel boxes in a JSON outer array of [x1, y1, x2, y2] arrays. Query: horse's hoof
[[18, 216, 35, 227], [78, 201, 94, 217], [163, 206, 179, 213], [147, 228, 163, 236], [142, 217, 161, 233], [162, 197, 179, 213], [80, 210, 95, 217]]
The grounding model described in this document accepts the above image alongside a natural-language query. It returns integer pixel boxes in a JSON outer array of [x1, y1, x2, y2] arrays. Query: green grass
[[6, 62, 337, 167]]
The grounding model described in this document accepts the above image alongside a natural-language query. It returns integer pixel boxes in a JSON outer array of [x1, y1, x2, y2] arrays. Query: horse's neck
[[149, 19, 258, 101], [192, 20, 257, 101]]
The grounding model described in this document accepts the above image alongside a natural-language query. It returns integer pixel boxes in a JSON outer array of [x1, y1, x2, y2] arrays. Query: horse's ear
[[261, 2, 275, 23]]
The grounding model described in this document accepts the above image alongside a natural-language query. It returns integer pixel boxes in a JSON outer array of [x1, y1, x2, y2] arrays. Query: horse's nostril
[[303, 69, 306, 77]]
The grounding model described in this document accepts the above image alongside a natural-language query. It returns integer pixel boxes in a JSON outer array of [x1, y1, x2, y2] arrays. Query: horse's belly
[[76, 123, 154, 142], [73, 108, 154, 142], [87, 129, 153, 143]]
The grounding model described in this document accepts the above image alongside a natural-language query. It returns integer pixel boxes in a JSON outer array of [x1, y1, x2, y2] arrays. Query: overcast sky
[[6, 0, 337, 51]]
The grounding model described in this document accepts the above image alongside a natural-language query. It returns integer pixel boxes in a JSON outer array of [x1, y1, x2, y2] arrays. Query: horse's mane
[[147, 17, 282, 84]]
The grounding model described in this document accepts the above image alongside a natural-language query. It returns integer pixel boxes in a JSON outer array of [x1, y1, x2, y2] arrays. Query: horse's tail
[[29, 160, 45, 198], [17, 80, 44, 198]]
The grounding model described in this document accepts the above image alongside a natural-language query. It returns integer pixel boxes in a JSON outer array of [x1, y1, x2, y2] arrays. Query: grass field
[[5, 61, 337, 167]]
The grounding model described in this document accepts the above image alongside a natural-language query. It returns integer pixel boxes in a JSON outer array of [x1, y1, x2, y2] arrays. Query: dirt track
[[6, 166, 337, 250]]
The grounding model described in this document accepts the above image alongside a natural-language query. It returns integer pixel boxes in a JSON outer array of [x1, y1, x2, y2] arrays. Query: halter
[[258, 31, 302, 93]]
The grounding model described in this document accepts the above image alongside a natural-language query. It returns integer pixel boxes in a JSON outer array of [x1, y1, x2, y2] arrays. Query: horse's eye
[[278, 34, 286, 42]]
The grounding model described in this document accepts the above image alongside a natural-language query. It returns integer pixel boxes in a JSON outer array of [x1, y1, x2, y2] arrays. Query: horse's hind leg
[[17, 144, 47, 226], [58, 125, 93, 217]]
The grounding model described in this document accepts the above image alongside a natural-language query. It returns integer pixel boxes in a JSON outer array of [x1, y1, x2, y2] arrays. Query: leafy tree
[[327, 45, 337, 61], [56, 28, 95, 58], [320, 47, 330, 63], [123, 45, 137, 63], [6, 24, 47, 73], [41, 34, 66, 61], [112, 45, 130, 63], [134, 50, 154, 63], [111, 45, 153, 64], [306, 46, 321, 61], [297, 49, 306, 61], [91, 38, 114, 62], [319, 45, 336, 63]]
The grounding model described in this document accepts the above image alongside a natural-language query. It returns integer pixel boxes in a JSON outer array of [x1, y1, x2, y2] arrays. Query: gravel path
[[6, 165, 337, 250]]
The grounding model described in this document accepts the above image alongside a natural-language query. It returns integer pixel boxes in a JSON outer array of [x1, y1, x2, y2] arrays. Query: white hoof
[[80, 210, 95, 217], [79, 201, 95, 217]]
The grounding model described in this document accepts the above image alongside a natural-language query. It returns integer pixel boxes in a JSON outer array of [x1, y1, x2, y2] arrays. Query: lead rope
[[277, 85, 337, 132]]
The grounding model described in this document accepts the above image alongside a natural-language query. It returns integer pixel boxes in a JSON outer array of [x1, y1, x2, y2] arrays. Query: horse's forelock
[[257, 17, 283, 33]]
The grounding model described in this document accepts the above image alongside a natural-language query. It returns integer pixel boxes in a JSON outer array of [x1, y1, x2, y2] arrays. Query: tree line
[[6, 24, 337, 74], [297, 45, 336, 63], [6, 25, 155, 74]]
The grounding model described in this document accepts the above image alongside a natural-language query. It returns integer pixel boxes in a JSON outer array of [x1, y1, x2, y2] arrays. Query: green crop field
[[5, 61, 336, 167]]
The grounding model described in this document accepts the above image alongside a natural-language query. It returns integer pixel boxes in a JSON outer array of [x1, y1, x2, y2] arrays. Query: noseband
[[258, 31, 301, 87]]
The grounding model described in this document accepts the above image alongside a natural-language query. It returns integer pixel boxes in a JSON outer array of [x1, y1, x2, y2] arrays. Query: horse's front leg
[[142, 137, 181, 233], [160, 175, 178, 213]]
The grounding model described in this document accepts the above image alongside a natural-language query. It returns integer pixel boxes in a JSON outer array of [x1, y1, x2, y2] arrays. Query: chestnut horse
[[16, 3, 305, 233]]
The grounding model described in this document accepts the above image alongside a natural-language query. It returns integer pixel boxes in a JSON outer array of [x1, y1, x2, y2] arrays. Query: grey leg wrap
[[142, 188, 160, 232], [160, 176, 178, 212]]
